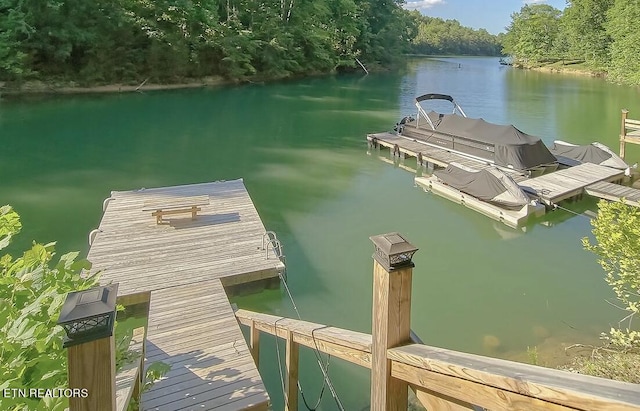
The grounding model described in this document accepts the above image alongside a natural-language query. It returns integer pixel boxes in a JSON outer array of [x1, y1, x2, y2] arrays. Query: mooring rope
[[552, 203, 592, 219], [276, 271, 346, 411]]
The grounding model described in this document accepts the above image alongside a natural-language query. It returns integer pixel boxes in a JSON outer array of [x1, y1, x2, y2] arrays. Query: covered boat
[[550, 140, 631, 175], [433, 162, 531, 209], [397, 93, 558, 175]]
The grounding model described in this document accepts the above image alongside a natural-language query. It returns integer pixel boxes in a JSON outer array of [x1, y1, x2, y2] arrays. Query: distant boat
[[499, 57, 513, 66], [550, 140, 631, 176], [395, 93, 559, 175]]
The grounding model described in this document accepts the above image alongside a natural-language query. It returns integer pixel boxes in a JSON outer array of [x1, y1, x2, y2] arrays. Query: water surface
[[2, 57, 639, 410]]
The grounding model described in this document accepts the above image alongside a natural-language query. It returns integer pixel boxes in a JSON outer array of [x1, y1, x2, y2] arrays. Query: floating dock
[[367, 132, 528, 181], [585, 181, 640, 207], [369, 132, 636, 226], [415, 176, 545, 228], [87, 179, 285, 411], [519, 162, 625, 205]]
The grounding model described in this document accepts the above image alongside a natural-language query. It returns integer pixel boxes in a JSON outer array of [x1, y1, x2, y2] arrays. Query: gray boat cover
[[434, 163, 530, 209], [550, 141, 629, 170], [423, 111, 557, 171]]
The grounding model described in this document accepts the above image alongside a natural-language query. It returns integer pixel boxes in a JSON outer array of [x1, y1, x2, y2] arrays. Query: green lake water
[[2, 57, 639, 410]]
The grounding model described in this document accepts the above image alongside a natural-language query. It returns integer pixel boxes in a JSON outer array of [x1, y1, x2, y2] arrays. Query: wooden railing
[[115, 327, 145, 411], [235, 232, 640, 411], [620, 109, 640, 159], [235, 309, 640, 411]]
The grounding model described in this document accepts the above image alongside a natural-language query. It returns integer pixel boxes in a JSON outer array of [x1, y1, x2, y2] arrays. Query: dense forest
[[409, 11, 502, 56], [502, 0, 640, 85], [0, 0, 418, 84], [0, 1, 503, 86]]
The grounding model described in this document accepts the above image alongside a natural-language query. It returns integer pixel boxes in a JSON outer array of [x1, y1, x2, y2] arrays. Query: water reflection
[[1, 60, 636, 410]]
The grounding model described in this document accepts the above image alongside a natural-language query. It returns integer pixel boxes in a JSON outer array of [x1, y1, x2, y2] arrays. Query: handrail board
[[235, 309, 372, 353], [624, 118, 640, 128], [388, 344, 640, 411], [115, 327, 144, 411], [237, 309, 640, 410]]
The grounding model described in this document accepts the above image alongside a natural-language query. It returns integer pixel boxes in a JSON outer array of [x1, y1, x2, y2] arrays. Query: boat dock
[[87, 179, 285, 411], [585, 181, 640, 207], [520, 162, 625, 205], [367, 132, 527, 180], [368, 131, 637, 225]]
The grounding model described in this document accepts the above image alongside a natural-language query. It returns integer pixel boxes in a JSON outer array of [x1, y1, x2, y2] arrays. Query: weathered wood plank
[[285, 330, 299, 411], [412, 386, 476, 411], [393, 361, 576, 411], [88, 180, 275, 411], [388, 344, 640, 411], [142, 195, 210, 211], [235, 309, 372, 353], [116, 327, 145, 411]]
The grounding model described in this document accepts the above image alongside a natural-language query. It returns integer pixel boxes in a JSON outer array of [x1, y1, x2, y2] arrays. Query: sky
[[403, 0, 567, 35]]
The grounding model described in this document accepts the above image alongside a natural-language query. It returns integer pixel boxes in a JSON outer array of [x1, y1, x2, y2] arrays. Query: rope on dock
[[276, 271, 346, 411], [552, 204, 591, 219]]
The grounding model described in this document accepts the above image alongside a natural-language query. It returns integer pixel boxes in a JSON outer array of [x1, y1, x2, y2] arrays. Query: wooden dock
[[519, 163, 625, 205], [87, 179, 285, 411], [415, 176, 546, 228], [585, 181, 640, 207], [367, 132, 639, 226], [367, 132, 528, 181]]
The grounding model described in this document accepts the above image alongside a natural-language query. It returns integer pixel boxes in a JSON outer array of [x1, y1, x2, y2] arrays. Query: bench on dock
[[142, 195, 210, 224]]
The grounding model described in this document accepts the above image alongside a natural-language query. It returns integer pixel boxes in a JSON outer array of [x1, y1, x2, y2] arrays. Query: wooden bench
[[142, 195, 210, 224]]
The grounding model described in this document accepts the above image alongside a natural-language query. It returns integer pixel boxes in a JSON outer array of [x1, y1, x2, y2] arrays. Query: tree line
[[0, 1, 507, 86], [0, 0, 417, 84], [408, 11, 502, 56], [502, 1, 640, 85]]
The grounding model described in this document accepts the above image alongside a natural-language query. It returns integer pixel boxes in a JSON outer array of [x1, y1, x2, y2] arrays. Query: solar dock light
[[58, 284, 119, 411], [369, 232, 418, 271], [58, 284, 118, 347]]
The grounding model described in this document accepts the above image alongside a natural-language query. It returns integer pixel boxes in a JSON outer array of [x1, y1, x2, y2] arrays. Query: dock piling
[[370, 233, 418, 411]]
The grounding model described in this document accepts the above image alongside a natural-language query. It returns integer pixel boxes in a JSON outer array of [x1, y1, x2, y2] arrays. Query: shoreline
[[0, 77, 230, 97], [513, 61, 606, 78]]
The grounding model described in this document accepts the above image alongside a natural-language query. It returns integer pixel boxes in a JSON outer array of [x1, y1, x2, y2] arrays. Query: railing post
[[250, 320, 260, 365], [621, 109, 629, 159], [285, 329, 299, 411], [57, 285, 119, 411], [369, 233, 418, 411]]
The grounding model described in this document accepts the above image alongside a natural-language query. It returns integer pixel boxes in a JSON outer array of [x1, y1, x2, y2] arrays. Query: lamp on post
[[58, 284, 118, 347], [58, 284, 119, 411], [369, 233, 418, 411], [369, 232, 418, 272]]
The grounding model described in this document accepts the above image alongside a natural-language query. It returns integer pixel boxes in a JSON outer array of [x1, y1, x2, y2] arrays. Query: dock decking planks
[[367, 132, 528, 182], [585, 181, 640, 207], [87, 179, 284, 411], [143, 281, 268, 411], [519, 163, 624, 205]]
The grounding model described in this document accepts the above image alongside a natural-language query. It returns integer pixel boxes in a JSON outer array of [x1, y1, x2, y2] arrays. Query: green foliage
[[502, 4, 562, 63], [565, 350, 640, 383], [502, 0, 640, 85], [583, 200, 640, 351], [561, 0, 613, 70], [0, 0, 416, 84], [0, 0, 32, 79], [409, 11, 501, 56], [605, 0, 640, 85], [0, 206, 98, 410], [526, 346, 540, 366]]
